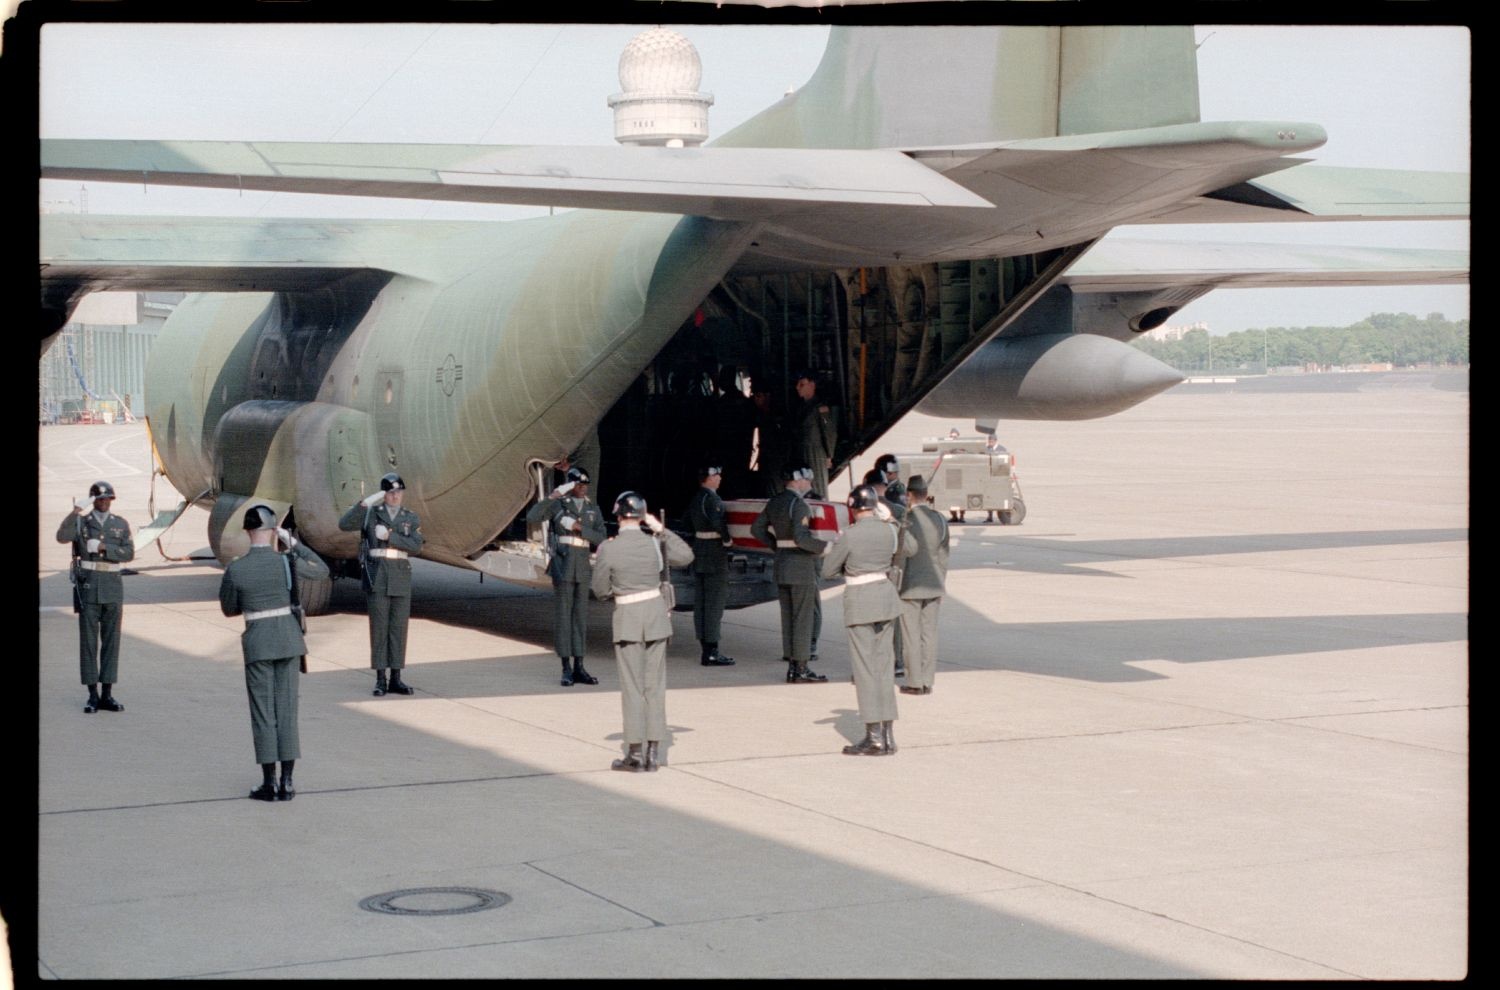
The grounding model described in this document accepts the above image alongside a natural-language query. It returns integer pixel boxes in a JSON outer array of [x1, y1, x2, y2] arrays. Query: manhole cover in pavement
[[358, 887, 511, 916]]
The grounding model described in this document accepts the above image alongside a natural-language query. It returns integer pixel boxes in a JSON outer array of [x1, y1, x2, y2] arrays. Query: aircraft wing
[[41, 123, 1352, 272], [40, 139, 993, 214], [1061, 237, 1470, 293]]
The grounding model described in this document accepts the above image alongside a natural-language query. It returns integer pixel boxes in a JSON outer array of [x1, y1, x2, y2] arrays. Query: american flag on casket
[[724, 498, 850, 552]]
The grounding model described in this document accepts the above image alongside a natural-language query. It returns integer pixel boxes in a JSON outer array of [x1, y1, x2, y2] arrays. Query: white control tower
[[608, 27, 714, 148]]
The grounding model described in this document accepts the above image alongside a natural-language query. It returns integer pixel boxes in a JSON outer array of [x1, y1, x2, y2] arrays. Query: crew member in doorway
[[688, 467, 736, 666], [526, 466, 608, 687], [339, 473, 424, 697], [792, 371, 838, 499], [57, 480, 134, 714]]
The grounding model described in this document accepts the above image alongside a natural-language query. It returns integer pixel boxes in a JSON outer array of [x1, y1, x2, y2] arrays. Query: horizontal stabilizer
[[1062, 238, 1469, 293], [1140, 164, 1469, 223]]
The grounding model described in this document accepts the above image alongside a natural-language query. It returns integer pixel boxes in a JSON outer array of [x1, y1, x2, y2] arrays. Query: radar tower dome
[[608, 27, 714, 148]]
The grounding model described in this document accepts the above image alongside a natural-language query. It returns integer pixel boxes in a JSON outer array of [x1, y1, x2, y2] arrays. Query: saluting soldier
[[338, 472, 424, 696], [219, 505, 329, 801], [525, 466, 608, 687], [591, 492, 694, 772], [750, 466, 828, 683], [898, 474, 950, 696], [57, 480, 134, 713], [687, 466, 736, 666], [821, 484, 917, 756]]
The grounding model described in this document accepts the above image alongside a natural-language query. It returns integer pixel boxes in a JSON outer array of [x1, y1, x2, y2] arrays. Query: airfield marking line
[[72, 432, 142, 477], [1265, 707, 1469, 755], [523, 862, 665, 927]]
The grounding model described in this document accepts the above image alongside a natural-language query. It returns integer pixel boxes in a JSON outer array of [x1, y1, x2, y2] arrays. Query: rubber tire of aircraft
[[299, 573, 334, 616], [999, 500, 1026, 526]]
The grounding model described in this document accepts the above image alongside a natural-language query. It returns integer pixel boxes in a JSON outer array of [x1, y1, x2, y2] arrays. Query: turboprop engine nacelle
[[917, 333, 1184, 421], [206, 399, 381, 563]]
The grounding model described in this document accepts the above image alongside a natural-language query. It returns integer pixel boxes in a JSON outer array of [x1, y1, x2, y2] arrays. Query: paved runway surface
[[34, 371, 1467, 978]]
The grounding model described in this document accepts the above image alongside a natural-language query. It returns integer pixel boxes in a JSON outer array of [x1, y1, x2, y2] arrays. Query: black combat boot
[[611, 743, 644, 772], [387, 670, 414, 695], [84, 684, 99, 714], [559, 658, 574, 687], [643, 740, 661, 772], [249, 763, 279, 801], [278, 760, 296, 801], [881, 721, 897, 754], [788, 661, 827, 683], [373, 671, 388, 696], [842, 724, 887, 756], [572, 657, 599, 685], [97, 683, 123, 712], [701, 643, 735, 666]]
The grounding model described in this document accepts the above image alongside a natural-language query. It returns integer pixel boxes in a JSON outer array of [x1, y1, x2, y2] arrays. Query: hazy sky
[[37, 21, 1469, 333]]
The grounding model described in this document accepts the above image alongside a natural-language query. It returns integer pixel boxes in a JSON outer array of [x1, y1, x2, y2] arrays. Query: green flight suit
[[822, 516, 916, 723], [57, 509, 134, 685], [793, 397, 839, 498], [525, 493, 607, 659], [687, 486, 733, 645], [338, 499, 424, 670], [591, 526, 694, 746], [219, 543, 328, 764], [898, 503, 950, 691], [750, 488, 825, 663]]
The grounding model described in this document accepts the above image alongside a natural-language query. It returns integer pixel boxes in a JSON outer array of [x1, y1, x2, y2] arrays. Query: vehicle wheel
[[299, 572, 334, 616], [999, 500, 1026, 525]]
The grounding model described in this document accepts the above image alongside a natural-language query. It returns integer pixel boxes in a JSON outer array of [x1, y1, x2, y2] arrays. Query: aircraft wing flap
[[41, 139, 995, 215], [1061, 237, 1469, 293]]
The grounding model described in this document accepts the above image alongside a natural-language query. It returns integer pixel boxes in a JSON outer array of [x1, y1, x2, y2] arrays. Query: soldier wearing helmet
[[896, 474, 950, 697], [591, 492, 694, 772], [750, 465, 829, 683], [57, 480, 135, 713], [526, 464, 608, 687], [822, 484, 916, 757], [338, 472, 425, 696], [219, 504, 329, 801], [686, 466, 736, 667]]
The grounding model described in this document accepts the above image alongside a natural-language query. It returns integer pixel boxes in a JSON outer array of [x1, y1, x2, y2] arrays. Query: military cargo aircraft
[[38, 25, 1468, 613]]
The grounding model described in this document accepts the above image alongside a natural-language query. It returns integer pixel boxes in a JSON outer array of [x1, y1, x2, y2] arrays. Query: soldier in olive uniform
[[880, 468, 910, 676], [750, 466, 828, 683], [525, 465, 608, 687], [338, 472, 424, 696], [792, 371, 839, 499], [220, 505, 329, 801], [822, 485, 916, 756], [687, 466, 736, 666], [898, 475, 950, 696], [591, 492, 695, 772], [57, 480, 135, 713]]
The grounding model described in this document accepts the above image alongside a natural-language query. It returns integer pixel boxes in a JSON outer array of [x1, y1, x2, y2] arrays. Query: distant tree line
[[1132, 313, 1469, 373]]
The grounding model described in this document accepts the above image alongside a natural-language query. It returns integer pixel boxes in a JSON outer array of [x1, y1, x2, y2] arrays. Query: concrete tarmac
[[33, 371, 1467, 979]]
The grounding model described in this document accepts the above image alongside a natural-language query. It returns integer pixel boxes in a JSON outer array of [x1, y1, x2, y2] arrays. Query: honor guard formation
[[61, 452, 954, 795]]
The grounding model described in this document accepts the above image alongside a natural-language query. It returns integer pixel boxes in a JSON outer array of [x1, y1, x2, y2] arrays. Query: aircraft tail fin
[[714, 26, 1200, 150]]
